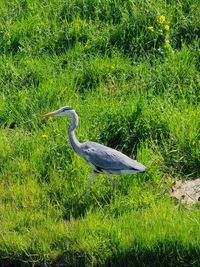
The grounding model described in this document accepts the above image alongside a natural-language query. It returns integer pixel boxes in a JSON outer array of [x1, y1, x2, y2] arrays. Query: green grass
[[0, 0, 200, 266]]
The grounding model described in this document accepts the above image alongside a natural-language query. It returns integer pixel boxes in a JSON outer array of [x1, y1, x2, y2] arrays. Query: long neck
[[68, 111, 82, 155]]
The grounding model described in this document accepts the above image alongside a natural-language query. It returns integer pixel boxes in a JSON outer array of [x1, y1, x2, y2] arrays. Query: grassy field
[[0, 0, 200, 266]]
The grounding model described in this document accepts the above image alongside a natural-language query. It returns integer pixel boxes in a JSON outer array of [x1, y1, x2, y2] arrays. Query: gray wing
[[80, 141, 146, 172]]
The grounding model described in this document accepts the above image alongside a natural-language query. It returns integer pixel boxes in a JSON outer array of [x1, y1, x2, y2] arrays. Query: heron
[[45, 106, 146, 202]]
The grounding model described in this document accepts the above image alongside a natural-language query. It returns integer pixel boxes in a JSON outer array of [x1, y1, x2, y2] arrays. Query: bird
[[45, 106, 146, 202]]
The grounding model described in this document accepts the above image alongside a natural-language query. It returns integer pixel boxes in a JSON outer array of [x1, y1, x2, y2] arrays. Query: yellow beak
[[44, 110, 59, 117]]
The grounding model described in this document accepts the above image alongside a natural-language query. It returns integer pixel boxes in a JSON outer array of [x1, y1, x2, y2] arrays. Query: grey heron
[[45, 106, 146, 202]]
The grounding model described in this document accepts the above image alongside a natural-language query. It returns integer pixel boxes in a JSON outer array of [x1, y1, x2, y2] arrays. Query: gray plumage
[[80, 141, 146, 174], [45, 106, 146, 202]]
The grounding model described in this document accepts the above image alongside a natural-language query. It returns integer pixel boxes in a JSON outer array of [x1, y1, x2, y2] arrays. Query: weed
[[0, 0, 199, 266]]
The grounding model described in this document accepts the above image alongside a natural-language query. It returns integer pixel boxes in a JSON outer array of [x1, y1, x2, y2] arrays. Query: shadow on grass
[[63, 202, 89, 221], [103, 240, 200, 267], [0, 251, 87, 267], [1, 240, 199, 267], [63, 190, 114, 221]]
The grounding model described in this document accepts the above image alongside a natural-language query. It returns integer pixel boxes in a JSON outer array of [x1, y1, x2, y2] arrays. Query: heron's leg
[[75, 172, 97, 204], [107, 176, 116, 190]]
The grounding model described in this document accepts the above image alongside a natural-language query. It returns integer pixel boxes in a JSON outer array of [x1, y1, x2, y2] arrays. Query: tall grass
[[0, 0, 199, 266]]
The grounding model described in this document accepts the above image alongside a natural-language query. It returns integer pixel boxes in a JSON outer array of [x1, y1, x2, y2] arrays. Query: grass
[[0, 0, 200, 266]]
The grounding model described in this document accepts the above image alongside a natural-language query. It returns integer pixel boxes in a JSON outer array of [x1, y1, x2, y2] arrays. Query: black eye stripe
[[62, 106, 72, 111]]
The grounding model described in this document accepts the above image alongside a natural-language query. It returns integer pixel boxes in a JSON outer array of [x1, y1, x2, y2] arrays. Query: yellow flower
[[42, 134, 48, 139], [148, 26, 154, 32], [159, 29, 163, 35], [164, 24, 170, 31], [157, 15, 166, 24]]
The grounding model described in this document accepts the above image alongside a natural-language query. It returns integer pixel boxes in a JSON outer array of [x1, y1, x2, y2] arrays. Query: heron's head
[[45, 106, 75, 117]]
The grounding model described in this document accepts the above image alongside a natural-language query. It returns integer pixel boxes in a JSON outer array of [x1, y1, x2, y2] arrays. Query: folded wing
[[80, 141, 146, 173]]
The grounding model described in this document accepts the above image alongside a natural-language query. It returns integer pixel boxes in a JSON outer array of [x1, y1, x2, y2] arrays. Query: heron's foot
[[66, 203, 72, 210], [66, 196, 83, 212]]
